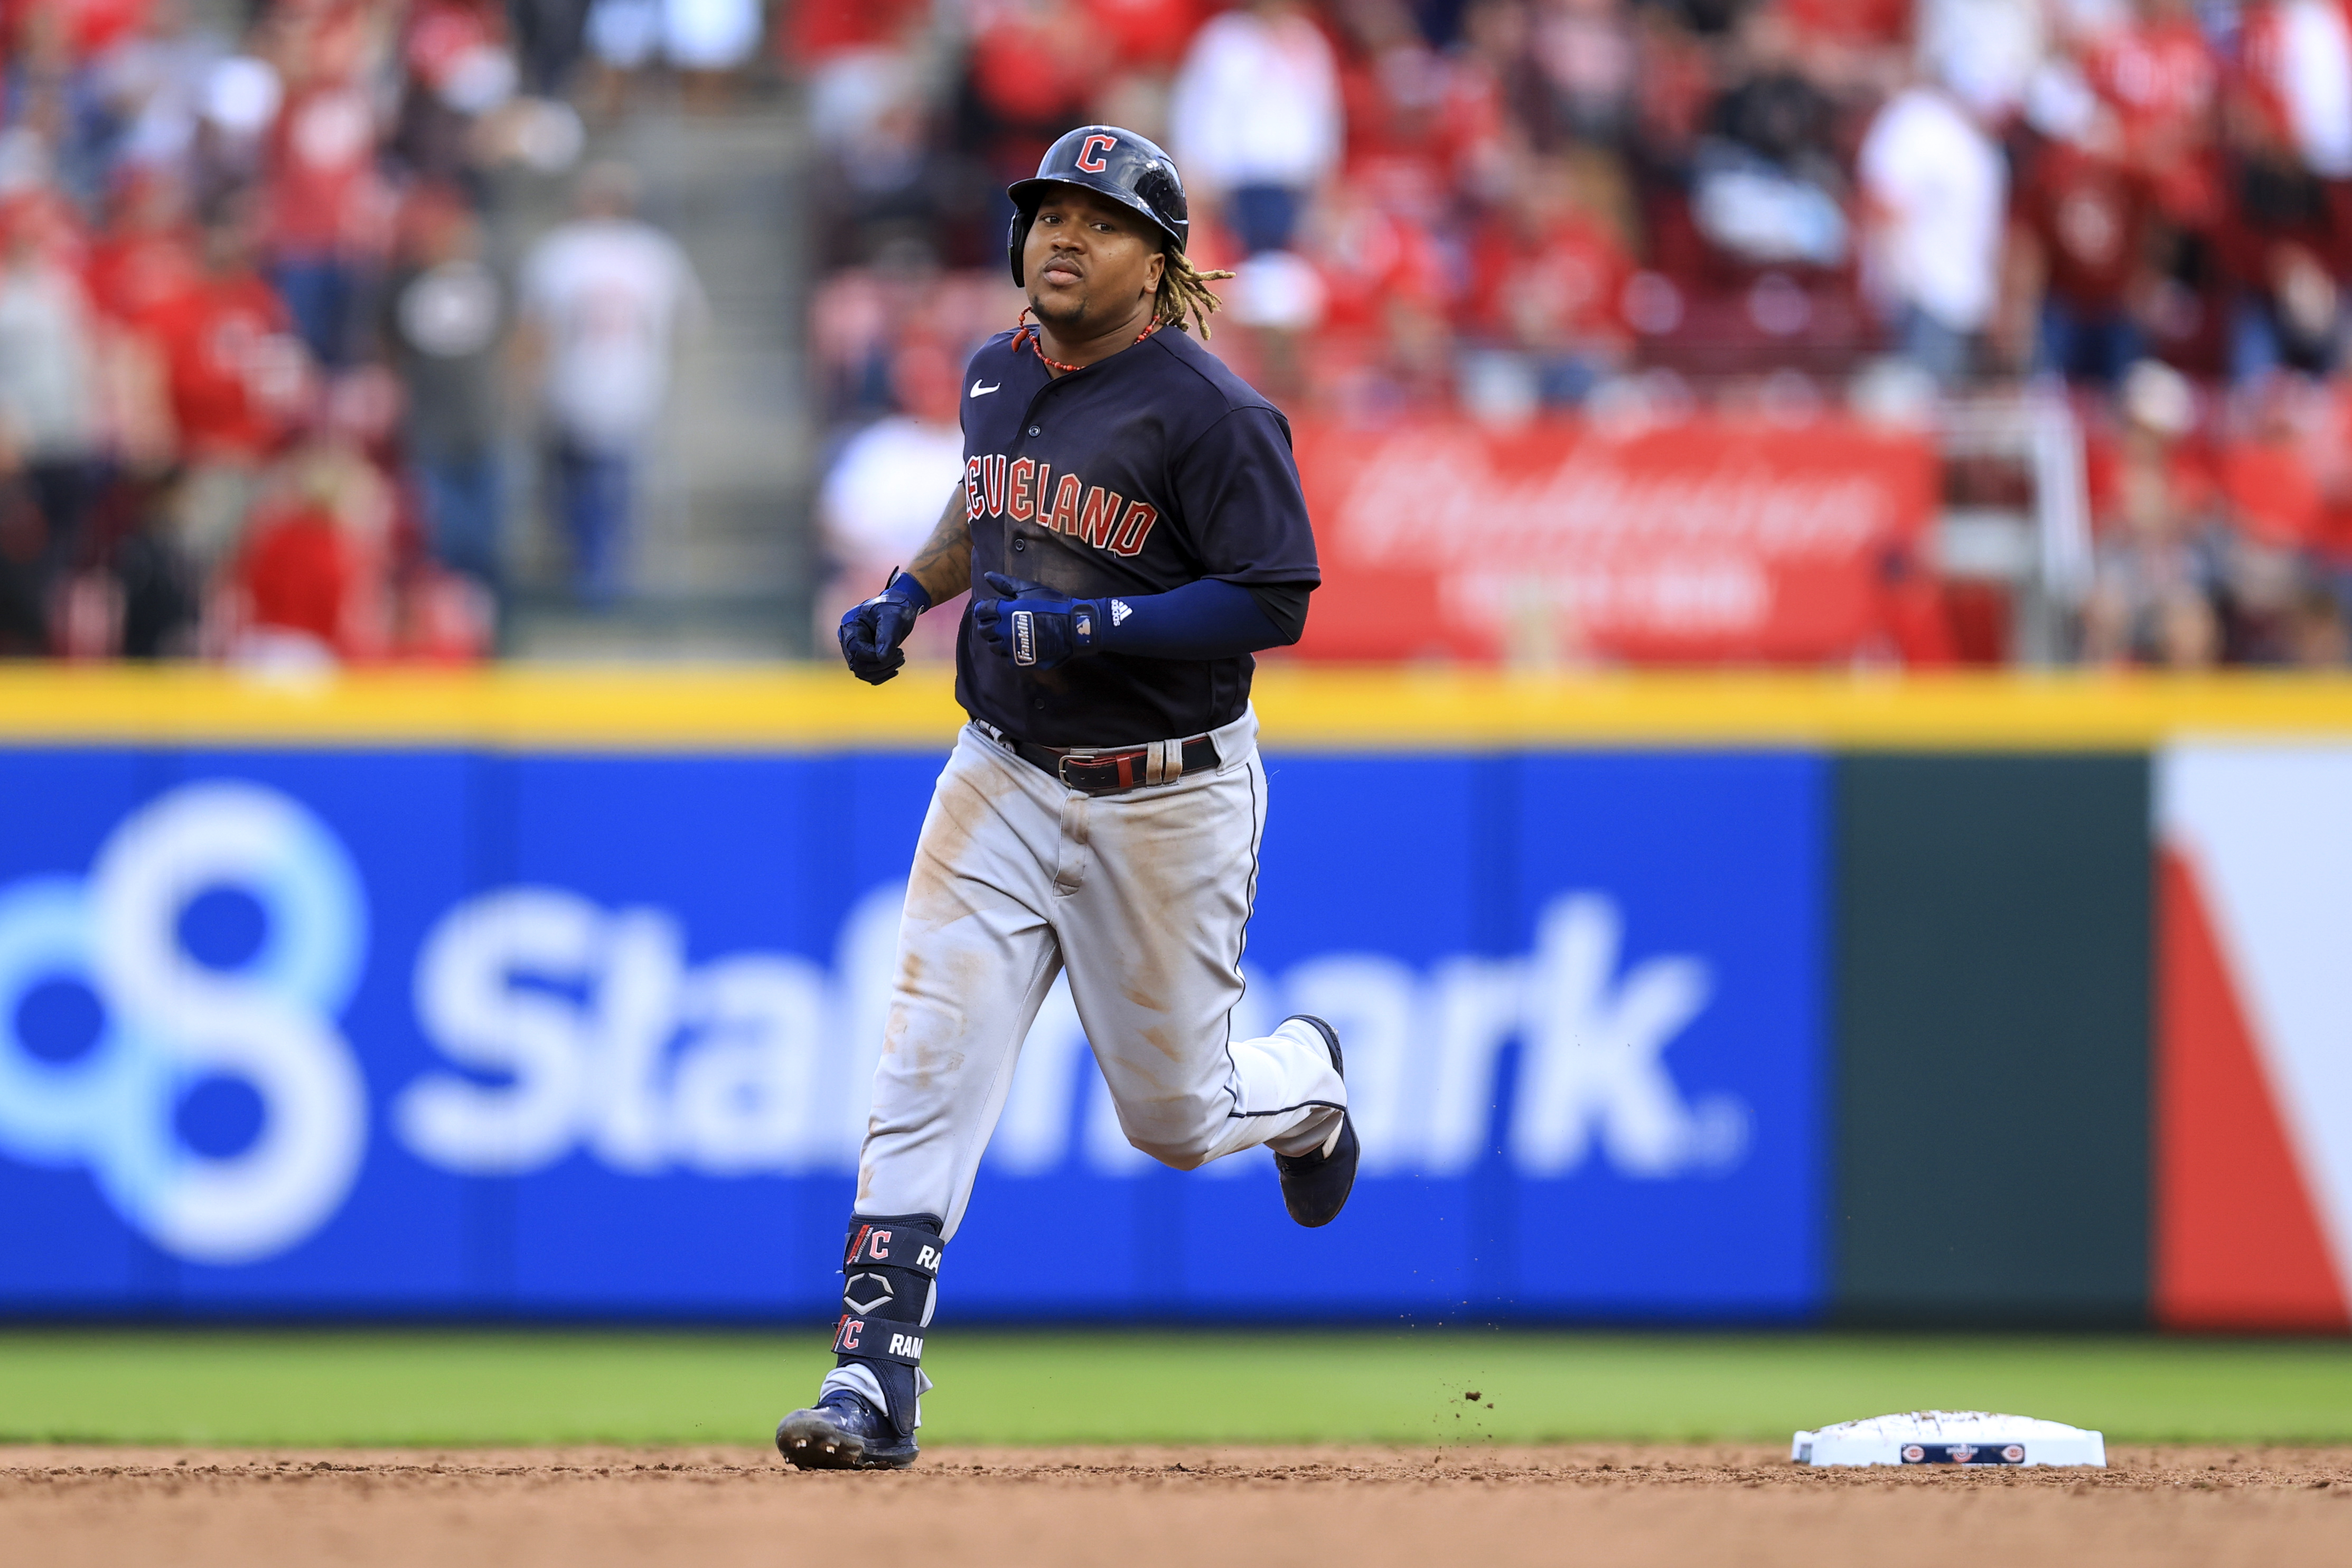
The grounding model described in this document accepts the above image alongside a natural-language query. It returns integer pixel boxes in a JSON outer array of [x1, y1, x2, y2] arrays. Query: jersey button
[[1027, 426, 1041, 437], [1011, 539, 1026, 552], [1033, 699, 1046, 710]]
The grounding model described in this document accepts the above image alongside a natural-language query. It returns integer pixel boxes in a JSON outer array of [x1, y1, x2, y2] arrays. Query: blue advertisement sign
[[0, 744, 1824, 1321]]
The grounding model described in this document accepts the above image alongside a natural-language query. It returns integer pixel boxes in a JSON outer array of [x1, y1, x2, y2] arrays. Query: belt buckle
[[1055, 749, 1111, 790], [1057, 747, 1142, 793]]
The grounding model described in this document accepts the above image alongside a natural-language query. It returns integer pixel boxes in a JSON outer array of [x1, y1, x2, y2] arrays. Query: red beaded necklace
[[1013, 306, 1163, 374]]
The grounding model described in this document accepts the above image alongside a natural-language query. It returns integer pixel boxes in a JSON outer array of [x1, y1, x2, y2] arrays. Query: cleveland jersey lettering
[[953, 324, 1319, 746], [964, 455, 1162, 556]]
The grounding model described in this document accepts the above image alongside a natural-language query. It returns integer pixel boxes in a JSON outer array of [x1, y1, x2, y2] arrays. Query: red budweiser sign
[[1289, 418, 1937, 662]]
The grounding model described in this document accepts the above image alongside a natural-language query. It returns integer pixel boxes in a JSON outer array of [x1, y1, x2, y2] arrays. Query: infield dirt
[[5, 1444, 2347, 1566]]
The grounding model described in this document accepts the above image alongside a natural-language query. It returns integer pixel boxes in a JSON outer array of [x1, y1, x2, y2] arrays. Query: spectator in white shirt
[[1857, 79, 2007, 388], [814, 337, 967, 662], [0, 223, 105, 630], [1169, 0, 1342, 255], [517, 161, 707, 602], [2271, 0, 2352, 180]]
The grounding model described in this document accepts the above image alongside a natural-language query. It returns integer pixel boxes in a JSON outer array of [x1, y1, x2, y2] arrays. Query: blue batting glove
[[972, 572, 1104, 672], [838, 570, 931, 684]]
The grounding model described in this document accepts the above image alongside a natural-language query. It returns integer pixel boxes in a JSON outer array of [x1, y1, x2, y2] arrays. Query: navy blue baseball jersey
[[952, 324, 1319, 746]]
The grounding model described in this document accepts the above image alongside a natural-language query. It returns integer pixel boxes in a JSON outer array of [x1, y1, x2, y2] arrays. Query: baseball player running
[[775, 126, 1357, 1471]]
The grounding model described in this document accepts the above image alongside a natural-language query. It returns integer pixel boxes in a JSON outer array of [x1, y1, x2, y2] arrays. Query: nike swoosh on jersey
[[970, 380, 1001, 397]]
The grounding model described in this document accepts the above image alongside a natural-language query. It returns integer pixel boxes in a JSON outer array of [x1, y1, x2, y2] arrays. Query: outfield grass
[[1, 1330, 2348, 1448]]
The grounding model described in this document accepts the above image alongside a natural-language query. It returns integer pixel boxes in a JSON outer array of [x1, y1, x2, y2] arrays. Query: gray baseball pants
[[851, 705, 1347, 1236]]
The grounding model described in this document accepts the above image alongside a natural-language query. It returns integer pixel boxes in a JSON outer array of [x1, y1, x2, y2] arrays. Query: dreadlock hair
[[1155, 247, 1238, 339]]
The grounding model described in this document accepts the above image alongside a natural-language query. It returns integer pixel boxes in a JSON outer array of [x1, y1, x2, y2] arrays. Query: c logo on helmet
[[1076, 134, 1117, 173]]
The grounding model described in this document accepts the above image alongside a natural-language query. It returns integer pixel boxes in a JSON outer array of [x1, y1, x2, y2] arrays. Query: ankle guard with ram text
[[832, 1212, 943, 1439]]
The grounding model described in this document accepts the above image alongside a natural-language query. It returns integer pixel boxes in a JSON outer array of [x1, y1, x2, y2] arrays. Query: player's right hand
[[838, 570, 932, 684], [972, 572, 1103, 672]]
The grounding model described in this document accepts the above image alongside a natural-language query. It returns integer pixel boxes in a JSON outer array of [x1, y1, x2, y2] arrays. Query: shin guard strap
[[842, 1219, 944, 1279], [832, 1316, 926, 1365]]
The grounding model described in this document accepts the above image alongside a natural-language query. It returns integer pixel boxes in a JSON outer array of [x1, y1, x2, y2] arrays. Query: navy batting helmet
[[1007, 126, 1188, 287]]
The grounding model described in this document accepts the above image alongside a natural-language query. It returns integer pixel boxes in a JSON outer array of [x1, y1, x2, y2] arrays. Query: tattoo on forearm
[[906, 490, 973, 605]]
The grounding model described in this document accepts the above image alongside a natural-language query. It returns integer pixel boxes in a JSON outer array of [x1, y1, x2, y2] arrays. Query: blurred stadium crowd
[[0, 0, 742, 662], [8, 0, 2352, 666], [807, 0, 2352, 667]]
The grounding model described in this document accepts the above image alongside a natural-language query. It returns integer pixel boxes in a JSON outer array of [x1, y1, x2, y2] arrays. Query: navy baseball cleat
[[1273, 1015, 1358, 1228], [774, 1389, 919, 1471]]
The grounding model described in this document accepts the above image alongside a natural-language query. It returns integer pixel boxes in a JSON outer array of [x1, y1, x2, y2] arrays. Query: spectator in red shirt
[[1463, 153, 1634, 405], [1333, 0, 1453, 212], [233, 495, 366, 656], [0, 179, 90, 278], [1082, 0, 1204, 71], [80, 171, 199, 473], [225, 442, 391, 665], [2, 0, 148, 58], [784, 0, 927, 60], [1296, 176, 1455, 412], [2206, 376, 2341, 660], [1441, 0, 1547, 204], [961, 0, 1104, 191], [2080, 0, 2222, 226], [1310, 177, 1454, 336], [147, 199, 308, 570], [2013, 109, 2157, 387], [83, 169, 201, 327], [153, 210, 303, 461], [259, 2, 387, 367], [2218, 387, 2326, 551], [1779, 0, 1909, 47]]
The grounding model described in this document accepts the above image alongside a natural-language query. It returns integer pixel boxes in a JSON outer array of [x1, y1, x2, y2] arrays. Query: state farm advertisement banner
[[0, 748, 1825, 1321], [1289, 418, 1937, 662]]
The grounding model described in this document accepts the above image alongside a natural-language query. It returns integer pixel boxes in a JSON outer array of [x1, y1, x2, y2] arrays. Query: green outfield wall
[[1834, 755, 2152, 1327]]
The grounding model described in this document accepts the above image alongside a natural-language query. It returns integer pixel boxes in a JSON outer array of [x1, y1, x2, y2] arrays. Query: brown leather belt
[[995, 729, 1221, 795]]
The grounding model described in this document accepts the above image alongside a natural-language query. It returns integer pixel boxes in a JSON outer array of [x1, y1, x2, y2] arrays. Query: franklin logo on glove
[[974, 573, 1103, 672]]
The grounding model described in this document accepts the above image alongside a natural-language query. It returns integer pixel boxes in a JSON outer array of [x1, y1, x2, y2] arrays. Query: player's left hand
[[972, 572, 1104, 672]]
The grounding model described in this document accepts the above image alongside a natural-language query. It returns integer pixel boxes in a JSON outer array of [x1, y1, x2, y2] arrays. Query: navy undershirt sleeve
[[1245, 581, 1311, 643], [1090, 578, 1297, 659]]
